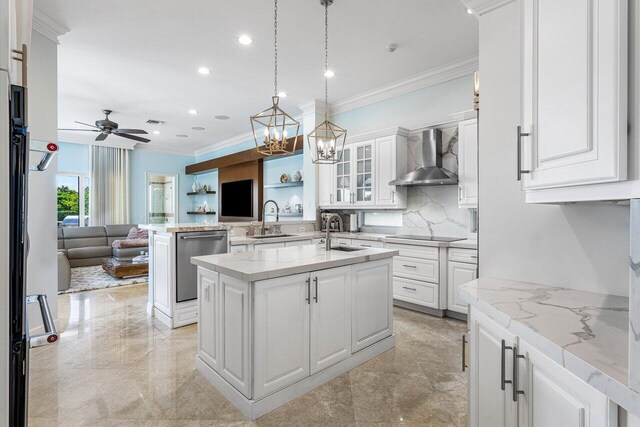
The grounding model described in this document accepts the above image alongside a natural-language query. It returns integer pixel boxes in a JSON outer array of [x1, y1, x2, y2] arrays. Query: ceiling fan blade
[[95, 132, 108, 141], [114, 133, 150, 143], [113, 129, 148, 135], [58, 128, 100, 132], [75, 121, 100, 129]]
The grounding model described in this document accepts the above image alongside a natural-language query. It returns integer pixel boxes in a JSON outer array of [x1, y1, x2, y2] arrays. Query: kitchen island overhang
[[191, 245, 399, 420]]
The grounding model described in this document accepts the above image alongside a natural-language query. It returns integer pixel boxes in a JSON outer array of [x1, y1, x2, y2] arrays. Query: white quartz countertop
[[459, 277, 639, 416], [140, 223, 231, 233], [191, 245, 399, 282]]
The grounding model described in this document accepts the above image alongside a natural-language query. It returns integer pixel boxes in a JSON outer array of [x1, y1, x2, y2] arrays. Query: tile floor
[[28, 284, 467, 426]]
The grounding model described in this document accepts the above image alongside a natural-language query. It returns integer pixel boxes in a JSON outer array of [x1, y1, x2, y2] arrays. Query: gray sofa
[[57, 224, 148, 268]]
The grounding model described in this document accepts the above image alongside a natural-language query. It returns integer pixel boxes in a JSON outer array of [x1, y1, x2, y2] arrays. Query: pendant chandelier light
[[307, 0, 347, 164], [250, 0, 300, 156]]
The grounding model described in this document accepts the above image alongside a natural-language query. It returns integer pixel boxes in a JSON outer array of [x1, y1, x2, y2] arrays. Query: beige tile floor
[[28, 284, 467, 426]]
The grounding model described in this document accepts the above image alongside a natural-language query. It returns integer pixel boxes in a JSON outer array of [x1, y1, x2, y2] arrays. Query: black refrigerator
[[8, 84, 59, 426]]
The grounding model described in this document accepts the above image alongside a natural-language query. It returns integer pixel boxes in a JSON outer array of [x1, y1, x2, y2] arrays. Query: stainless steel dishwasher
[[176, 230, 228, 303]]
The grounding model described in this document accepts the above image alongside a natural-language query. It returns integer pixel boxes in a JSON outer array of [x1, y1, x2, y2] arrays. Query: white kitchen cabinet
[[375, 135, 407, 208], [318, 160, 335, 206], [458, 118, 478, 208], [520, 0, 627, 191], [469, 311, 518, 427], [253, 272, 310, 399], [284, 239, 313, 247], [447, 261, 477, 315], [393, 256, 439, 283], [334, 145, 353, 206], [152, 234, 173, 317], [254, 241, 285, 250], [517, 339, 615, 427], [198, 268, 219, 371], [219, 274, 251, 397], [352, 140, 375, 205], [230, 245, 247, 253], [393, 276, 439, 309], [351, 259, 393, 352], [351, 239, 384, 249], [310, 266, 351, 374], [336, 238, 352, 246]]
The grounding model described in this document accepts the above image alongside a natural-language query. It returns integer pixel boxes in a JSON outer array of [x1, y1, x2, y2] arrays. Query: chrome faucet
[[325, 213, 343, 251], [261, 200, 279, 236]]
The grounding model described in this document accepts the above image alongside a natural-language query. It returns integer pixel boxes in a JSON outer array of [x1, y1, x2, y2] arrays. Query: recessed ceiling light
[[152, 130, 160, 135], [188, 109, 198, 115], [198, 67, 211, 75], [176, 134, 188, 138], [324, 70, 335, 78], [192, 126, 205, 130], [238, 34, 253, 45], [215, 115, 230, 120], [277, 91, 288, 98], [466, 8, 473, 14]]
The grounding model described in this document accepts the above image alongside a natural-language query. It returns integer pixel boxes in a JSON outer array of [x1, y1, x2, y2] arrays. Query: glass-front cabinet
[[353, 141, 374, 205], [335, 146, 352, 205]]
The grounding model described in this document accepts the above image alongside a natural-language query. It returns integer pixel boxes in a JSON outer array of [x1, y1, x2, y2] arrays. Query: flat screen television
[[220, 179, 253, 218]]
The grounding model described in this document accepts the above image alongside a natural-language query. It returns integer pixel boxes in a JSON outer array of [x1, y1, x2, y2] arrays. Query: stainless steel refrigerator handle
[[179, 234, 226, 240], [26, 294, 58, 348], [517, 126, 531, 181]]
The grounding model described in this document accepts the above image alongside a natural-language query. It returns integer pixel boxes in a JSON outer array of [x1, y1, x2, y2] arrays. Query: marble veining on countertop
[[140, 222, 231, 233], [459, 277, 639, 416], [191, 245, 399, 282]]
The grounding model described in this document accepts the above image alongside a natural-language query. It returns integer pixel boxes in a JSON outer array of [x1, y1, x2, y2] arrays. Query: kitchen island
[[191, 245, 399, 420], [140, 222, 230, 328]]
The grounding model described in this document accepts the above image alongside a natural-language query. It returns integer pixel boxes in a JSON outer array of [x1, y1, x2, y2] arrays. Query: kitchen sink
[[250, 234, 294, 239], [331, 246, 365, 252]]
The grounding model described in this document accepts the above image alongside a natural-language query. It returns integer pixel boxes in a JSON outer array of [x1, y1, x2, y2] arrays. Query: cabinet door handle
[[402, 286, 417, 291], [392, 190, 395, 203], [517, 126, 531, 181], [313, 277, 318, 302], [402, 264, 417, 269], [305, 278, 311, 304], [512, 345, 525, 401], [501, 340, 513, 391], [462, 334, 468, 372]]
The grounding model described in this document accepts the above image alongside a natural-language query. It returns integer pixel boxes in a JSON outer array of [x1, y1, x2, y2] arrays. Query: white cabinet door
[[447, 261, 477, 314], [153, 234, 173, 316], [521, 0, 627, 190], [353, 140, 375, 205], [351, 239, 384, 249], [458, 119, 478, 208], [351, 259, 393, 352], [310, 266, 352, 374], [198, 268, 219, 371], [517, 339, 615, 427], [469, 310, 518, 427], [334, 145, 353, 206], [375, 136, 395, 206], [318, 161, 335, 206], [254, 272, 310, 399], [219, 275, 251, 398]]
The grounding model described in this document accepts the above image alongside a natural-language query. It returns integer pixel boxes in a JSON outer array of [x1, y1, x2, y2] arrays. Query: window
[[57, 174, 90, 227], [362, 211, 403, 227]]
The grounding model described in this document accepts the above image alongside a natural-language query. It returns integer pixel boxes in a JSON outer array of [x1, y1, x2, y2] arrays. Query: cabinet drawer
[[385, 243, 439, 260], [393, 256, 439, 283], [284, 240, 313, 247], [336, 238, 352, 246], [393, 277, 438, 309], [254, 241, 285, 249], [448, 248, 477, 264], [351, 239, 384, 248], [230, 245, 247, 253]]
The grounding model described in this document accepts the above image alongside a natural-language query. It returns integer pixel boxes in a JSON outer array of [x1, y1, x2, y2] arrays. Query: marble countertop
[[230, 231, 477, 249], [459, 277, 639, 416], [140, 223, 231, 233], [191, 245, 399, 282]]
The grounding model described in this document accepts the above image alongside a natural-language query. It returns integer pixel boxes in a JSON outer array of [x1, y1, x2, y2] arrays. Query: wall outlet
[[299, 226, 306, 232]]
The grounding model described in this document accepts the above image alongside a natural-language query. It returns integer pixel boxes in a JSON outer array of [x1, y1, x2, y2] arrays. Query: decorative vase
[[293, 171, 302, 182], [280, 173, 289, 183], [192, 182, 197, 192]]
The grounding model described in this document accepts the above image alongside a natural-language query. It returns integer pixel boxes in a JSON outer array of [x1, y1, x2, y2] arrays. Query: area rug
[[60, 266, 148, 294]]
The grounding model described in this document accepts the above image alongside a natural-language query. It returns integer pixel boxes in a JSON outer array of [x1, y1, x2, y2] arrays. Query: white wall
[[478, 1, 629, 297], [26, 30, 58, 327]]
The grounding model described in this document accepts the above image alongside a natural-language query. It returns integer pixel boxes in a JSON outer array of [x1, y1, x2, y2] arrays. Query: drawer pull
[[361, 244, 372, 247], [462, 334, 468, 372], [402, 264, 417, 269], [501, 340, 513, 390], [402, 286, 417, 291], [470, 255, 478, 258]]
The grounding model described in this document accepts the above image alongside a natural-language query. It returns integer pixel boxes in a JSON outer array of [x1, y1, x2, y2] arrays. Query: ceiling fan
[[58, 109, 150, 143]]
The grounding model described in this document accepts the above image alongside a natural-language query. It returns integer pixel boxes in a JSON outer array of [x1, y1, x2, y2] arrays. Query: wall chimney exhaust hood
[[389, 128, 458, 186]]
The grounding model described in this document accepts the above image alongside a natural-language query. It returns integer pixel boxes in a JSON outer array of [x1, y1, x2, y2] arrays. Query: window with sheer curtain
[[90, 146, 130, 225]]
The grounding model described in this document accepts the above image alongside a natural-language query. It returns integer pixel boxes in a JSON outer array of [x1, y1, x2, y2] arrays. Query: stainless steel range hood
[[389, 128, 458, 186]]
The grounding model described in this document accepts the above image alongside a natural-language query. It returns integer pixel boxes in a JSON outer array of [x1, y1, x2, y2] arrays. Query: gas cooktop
[[385, 235, 465, 242]]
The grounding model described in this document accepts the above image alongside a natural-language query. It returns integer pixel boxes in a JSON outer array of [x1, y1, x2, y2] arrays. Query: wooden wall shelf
[[264, 181, 303, 189]]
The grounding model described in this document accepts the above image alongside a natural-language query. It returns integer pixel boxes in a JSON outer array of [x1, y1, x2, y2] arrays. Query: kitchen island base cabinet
[[195, 257, 394, 420], [469, 310, 616, 427]]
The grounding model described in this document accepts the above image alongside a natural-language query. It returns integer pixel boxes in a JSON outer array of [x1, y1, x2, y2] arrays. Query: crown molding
[[330, 56, 478, 116], [32, 7, 69, 44], [460, 0, 517, 16], [59, 138, 137, 151], [345, 126, 410, 145]]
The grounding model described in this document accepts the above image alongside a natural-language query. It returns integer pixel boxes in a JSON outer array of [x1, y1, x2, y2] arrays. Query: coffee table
[[102, 258, 149, 279]]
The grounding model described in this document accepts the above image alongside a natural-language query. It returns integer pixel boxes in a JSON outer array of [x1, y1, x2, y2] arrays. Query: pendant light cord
[[324, 0, 329, 122], [274, 0, 278, 97]]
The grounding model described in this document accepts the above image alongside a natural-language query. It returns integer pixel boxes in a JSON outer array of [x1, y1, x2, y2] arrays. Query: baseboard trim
[[196, 334, 396, 421], [444, 310, 468, 322], [393, 299, 445, 317]]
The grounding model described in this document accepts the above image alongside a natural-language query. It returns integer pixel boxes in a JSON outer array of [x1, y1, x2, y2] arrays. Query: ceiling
[[35, 0, 478, 155]]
